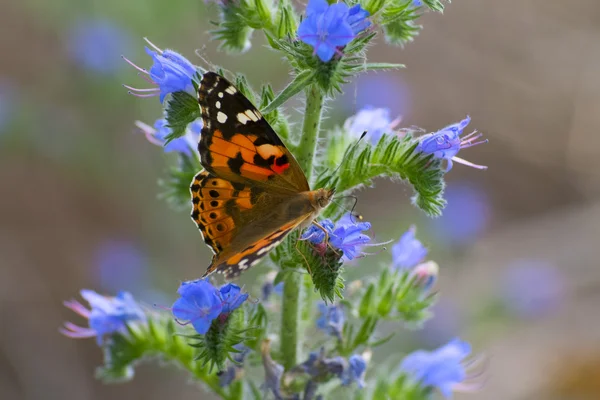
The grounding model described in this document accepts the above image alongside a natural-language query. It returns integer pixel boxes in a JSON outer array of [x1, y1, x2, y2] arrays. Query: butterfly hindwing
[[191, 170, 313, 279], [197, 72, 309, 193]]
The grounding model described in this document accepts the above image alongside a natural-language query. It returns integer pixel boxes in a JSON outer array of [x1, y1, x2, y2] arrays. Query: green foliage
[[272, 233, 345, 304], [185, 308, 258, 373], [158, 153, 202, 210], [211, 2, 256, 52], [164, 91, 201, 142], [317, 133, 446, 218]]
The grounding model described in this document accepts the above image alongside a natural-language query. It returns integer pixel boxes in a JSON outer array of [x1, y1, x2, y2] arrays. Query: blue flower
[[61, 290, 145, 345], [218, 283, 249, 314], [417, 116, 488, 171], [172, 279, 223, 335], [298, 0, 356, 62], [316, 303, 345, 339], [330, 216, 372, 261], [392, 225, 428, 270], [400, 338, 472, 398], [412, 0, 424, 6], [219, 344, 251, 387], [301, 219, 335, 244], [347, 4, 372, 35], [345, 106, 398, 144], [67, 19, 132, 75], [342, 353, 368, 388], [123, 39, 196, 102], [262, 271, 284, 301], [302, 215, 371, 261], [135, 118, 201, 156]]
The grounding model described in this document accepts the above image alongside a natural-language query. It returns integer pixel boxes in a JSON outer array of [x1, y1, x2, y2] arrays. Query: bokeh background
[[1, 0, 599, 399]]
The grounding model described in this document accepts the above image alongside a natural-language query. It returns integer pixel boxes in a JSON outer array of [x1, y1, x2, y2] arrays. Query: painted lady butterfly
[[192, 72, 334, 279]]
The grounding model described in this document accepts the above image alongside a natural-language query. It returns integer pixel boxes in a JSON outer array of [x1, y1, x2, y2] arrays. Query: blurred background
[[1, 0, 599, 399]]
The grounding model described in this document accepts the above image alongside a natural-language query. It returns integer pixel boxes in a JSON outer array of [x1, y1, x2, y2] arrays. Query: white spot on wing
[[225, 86, 237, 95], [257, 239, 282, 255], [244, 110, 260, 122], [237, 113, 251, 125], [218, 92, 224, 98], [217, 112, 228, 123], [215, 101, 221, 109]]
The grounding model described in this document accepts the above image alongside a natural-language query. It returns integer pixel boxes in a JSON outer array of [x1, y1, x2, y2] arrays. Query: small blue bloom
[[218, 283, 249, 314], [67, 19, 132, 75], [400, 338, 472, 398], [330, 217, 372, 261], [61, 290, 145, 345], [298, 348, 345, 378], [347, 4, 371, 35], [219, 344, 251, 387], [342, 353, 368, 388], [123, 39, 196, 102], [392, 225, 428, 270], [172, 279, 223, 335], [301, 219, 335, 244], [412, 0, 424, 6], [261, 340, 285, 399], [316, 303, 345, 339], [298, 0, 355, 62], [345, 106, 397, 144], [262, 271, 284, 301], [417, 116, 488, 171]]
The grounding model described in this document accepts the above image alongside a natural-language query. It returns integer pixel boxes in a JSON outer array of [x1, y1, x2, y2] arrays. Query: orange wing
[[197, 72, 309, 193], [191, 171, 312, 279]]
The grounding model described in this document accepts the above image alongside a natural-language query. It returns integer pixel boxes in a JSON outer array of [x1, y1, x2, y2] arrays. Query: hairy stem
[[280, 85, 324, 370]]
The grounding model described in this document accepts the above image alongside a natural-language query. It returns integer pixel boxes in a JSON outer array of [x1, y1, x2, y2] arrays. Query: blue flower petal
[[172, 279, 223, 334], [219, 283, 249, 314]]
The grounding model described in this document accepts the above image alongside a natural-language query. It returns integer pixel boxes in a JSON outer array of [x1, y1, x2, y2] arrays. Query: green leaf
[[316, 134, 446, 218], [212, 3, 255, 52], [358, 283, 376, 318], [158, 153, 202, 210], [360, 62, 406, 71], [261, 69, 315, 114], [164, 91, 200, 142]]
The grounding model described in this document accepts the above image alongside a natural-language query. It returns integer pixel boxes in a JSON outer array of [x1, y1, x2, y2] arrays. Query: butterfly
[[191, 72, 334, 279]]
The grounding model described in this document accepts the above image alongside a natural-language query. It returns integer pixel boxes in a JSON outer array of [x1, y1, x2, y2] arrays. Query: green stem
[[280, 85, 324, 370]]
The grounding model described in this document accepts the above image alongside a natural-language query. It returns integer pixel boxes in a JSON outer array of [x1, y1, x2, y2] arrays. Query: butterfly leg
[[295, 239, 313, 276]]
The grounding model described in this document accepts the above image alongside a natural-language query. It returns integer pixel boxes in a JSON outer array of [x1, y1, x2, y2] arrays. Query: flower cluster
[[172, 279, 249, 334], [59, 0, 491, 398]]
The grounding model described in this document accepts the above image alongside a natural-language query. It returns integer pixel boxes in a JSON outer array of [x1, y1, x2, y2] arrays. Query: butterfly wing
[[191, 171, 311, 279], [197, 72, 309, 193]]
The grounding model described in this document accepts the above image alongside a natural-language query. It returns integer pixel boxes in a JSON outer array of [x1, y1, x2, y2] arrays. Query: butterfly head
[[314, 188, 336, 210]]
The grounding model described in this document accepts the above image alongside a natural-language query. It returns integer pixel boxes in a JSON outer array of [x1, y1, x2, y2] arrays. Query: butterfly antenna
[[194, 46, 215, 73], [330, 195, 362, 222]]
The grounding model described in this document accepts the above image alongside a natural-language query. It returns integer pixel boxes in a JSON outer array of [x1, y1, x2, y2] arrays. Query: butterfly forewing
[[197, 72, 309, 193]]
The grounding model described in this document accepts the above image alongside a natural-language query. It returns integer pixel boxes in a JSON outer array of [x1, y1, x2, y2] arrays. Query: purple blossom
[[500, 260, 564, 318], [135, 117, 201, 156], [261, 340, 285, 400], [417, 116, 488, 171], [392, 225, 428, 270], [344, 106, 401, 144], [342, 353, 368, 388], [297, 0, 356, 62], [412, 0, 424, 6], [61, 290, 145, 345], [400, 338, 473, 398], [347, 4, 372, 35], [302, 216, 372, 261], [316, 303, 345, 339], [67, 19, 133, 75], [123, 39, 196, 102], [171, 279, 223, 335], [218, 283, 249, 314]]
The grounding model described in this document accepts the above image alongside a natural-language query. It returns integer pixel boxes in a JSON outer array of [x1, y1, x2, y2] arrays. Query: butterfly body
[[192, 72, 333, 279]]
